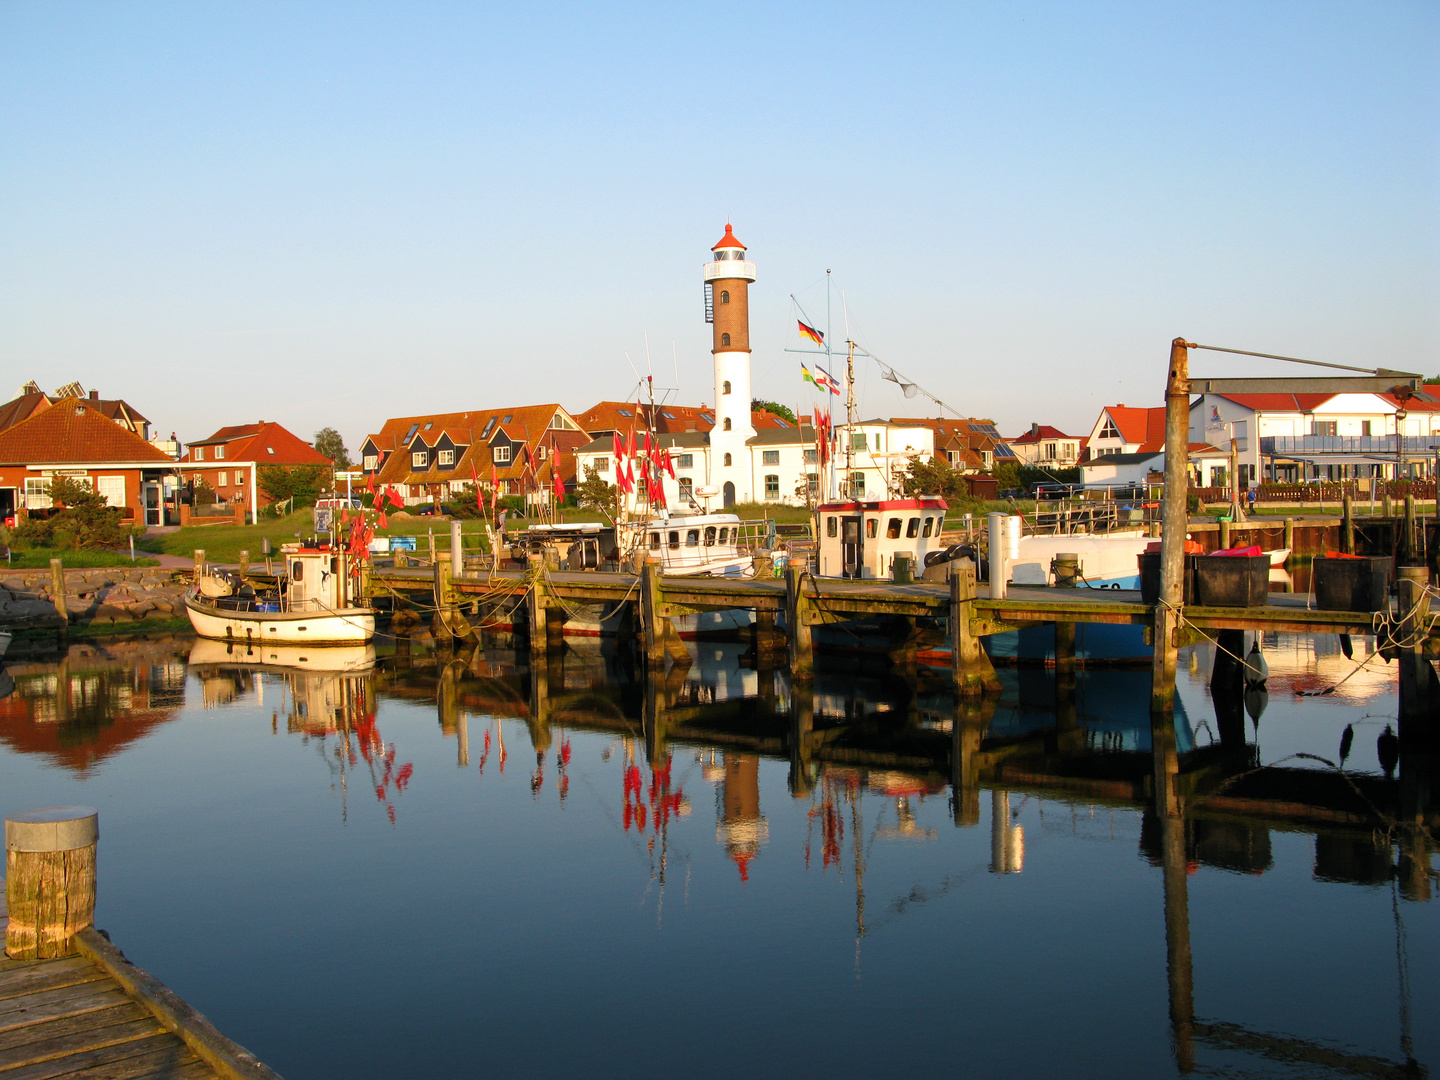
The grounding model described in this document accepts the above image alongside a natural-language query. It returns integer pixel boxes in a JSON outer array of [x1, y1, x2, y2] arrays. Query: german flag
[[798, 320, 824, 345]]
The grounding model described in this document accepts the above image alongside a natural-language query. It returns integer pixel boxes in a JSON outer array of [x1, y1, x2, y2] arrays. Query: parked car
[[1030, 482, 1083, 498]]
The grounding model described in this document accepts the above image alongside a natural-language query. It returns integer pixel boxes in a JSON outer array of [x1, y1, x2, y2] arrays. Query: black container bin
[[1193, 554, 1269, 608], [1138, 552, 1198, 605], [1313, 555, 1391, 612]]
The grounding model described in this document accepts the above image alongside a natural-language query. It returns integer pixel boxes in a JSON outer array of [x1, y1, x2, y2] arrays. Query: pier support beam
[[5, 807, 98, 960], [1397, 567, 1436, 735], [786, 557, 814, 683], [640, 558, 665, 671], [1341, 496, 1354, 554], [1151, 337, 1191, 718], [950, 565, 1000, 698], [527, 556, 549, 664]]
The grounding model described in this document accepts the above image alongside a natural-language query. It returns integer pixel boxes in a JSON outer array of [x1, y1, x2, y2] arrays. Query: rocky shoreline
[[0, 565, 192, 628]]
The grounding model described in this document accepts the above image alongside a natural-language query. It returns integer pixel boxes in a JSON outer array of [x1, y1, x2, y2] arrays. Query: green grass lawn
[[2, 548, 161, 569]]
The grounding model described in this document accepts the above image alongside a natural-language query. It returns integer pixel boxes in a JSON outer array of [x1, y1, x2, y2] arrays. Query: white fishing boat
[[187, 638, 377, 672], [814, 497, 950, 579], [184, 543, 375, 645]]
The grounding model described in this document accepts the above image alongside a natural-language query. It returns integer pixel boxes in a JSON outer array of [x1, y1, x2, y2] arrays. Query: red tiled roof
[[180, 421, 330, 466], [0, 400, 175, 464], [1011, 424, 1076, 444], [1101, 406, 1167, 446], [0, 393, 51, 434], [577, 401, 714, 435], [1212, 393, 1333, 412], [712, 223, 746, 251]]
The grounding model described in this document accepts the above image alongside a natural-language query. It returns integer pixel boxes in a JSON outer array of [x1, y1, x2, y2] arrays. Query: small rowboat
[[1264, 548, 1290, 568]]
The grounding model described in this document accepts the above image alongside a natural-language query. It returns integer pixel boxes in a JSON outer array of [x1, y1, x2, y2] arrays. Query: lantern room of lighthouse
[[704, 224, 757, 507]]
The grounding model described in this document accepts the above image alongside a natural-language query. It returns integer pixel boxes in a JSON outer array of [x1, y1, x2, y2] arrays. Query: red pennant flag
[[552, 466, 564, 499], [378, 509, 388, 528], [663, 449, 676, 480], [613, 432, 623, 461]]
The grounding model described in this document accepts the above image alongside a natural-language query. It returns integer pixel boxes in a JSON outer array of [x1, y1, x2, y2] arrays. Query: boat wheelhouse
[[815, 497, 948, 579]]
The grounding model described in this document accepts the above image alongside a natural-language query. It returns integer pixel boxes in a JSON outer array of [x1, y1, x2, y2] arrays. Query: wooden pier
[[2, 809, 279, 1080]]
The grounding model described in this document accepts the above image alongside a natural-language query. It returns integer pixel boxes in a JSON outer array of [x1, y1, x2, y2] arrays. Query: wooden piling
[[527, 556, 549, 663], [1403, 494, 1416, 564], [193, 548, 204, 583], [785, 557, 814, 682], [1218, 519, 1230, 549], [48, 557, 67, 630], [950, 564, 1000, 698], [238, 549, 250, 581], [451, 520, 464, 578], [1341, 497, 1354, 555], [640, 557, 664, 669], [1396, 566, 1435, 730], [1283, 517, 1294, 555], [1151, 337, 1191, 717], [5, 806, 98, 960]]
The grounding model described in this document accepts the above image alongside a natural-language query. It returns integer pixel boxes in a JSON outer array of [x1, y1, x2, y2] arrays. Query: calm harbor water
[[0, 630, 1434, 1079]]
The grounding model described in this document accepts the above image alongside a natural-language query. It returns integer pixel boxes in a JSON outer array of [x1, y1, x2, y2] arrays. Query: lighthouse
[[704, 224, 756, 507]]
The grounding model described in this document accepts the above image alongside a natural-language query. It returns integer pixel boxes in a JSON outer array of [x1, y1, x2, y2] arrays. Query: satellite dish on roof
[[695, 485, 720, 498]]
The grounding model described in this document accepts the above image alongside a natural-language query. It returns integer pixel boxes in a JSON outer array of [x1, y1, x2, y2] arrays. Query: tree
[[899, 456, 971, 501], [313, 427, 352, 469], [575, 465, 619, 522], [751, 400, 797, 424], [258, 463, 333, 507], [15, 477, 138, 550]]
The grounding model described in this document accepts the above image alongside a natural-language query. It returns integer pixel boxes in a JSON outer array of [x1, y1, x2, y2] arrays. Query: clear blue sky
[[2, 1, 1436, 450]]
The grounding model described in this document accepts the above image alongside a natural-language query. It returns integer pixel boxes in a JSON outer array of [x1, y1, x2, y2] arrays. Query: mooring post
[[527, 555, 548, 663], [1396, 566, 1435, 731], [450, 520, 464, 579], [1150, 338, 1190, 717], [1218, 518, 1230, 550], [238, 549, 250, 583], [950, 564, 1000, 698], [1283, 517, 1294, 555], [640, 557, 664, 670], [1403, 494, 1416, 564], [785, 557, 814, 682], [48, 558, 68, 634], [192, 548, 205, 584], [546, 607, 566, 653], [5, 807, 98, 960], [1341, 496, 1354, 555]]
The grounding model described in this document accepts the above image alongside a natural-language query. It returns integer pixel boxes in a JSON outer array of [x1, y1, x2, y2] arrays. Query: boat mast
[[844, 339, 856, 497]]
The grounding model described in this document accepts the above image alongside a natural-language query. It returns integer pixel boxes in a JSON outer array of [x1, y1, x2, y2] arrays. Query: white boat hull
[[184, 588, 375, 645], [187, 638, 377, 672]]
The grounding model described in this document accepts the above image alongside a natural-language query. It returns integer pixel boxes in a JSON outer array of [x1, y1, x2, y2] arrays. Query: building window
[[412, 451, 428, 468], [1099, 421, 1120, 439], [194, 448, 204, 461], [1043, 442, 1057, 460], [762, 450, 779, 466], [494, 445, 512, 463], [96, 476, 125, 507], [723, 418, 732, 431], [804, 448, 817, 464], [720, 290, 729, 303], [217, 471, 227, 486], [24, 478, 51, 509], [981, 451, 992, 467], [214, 445, 225, 459], [722, 380, 731, 395], [595, 456, 610, 472], [850, 471, 865, 497], [1312, 421, 1338, 437], [721, 333, 731, 347], [677, 453, 693, 468], [850, 433, 867, 451], [764, 475, 780, 501], [1361, 421, 1372, 436], [234, 471, 244, 485], [723, 452, 732, 466], [537, 446, 547, 461], [806, 473, 819, 495], [363, 454, 378, 471], [266, 447, 275, 455], [438, 450, 454, 465], [678, 478, 693, 501]]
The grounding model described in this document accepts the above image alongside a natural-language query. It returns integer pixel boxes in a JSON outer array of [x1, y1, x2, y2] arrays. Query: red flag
[[378, 508, 388, 528], [365, 471, 376, 495], [663, 449, 676, 480], [613, 432, 623, 461], [552, 467, 564, 499]]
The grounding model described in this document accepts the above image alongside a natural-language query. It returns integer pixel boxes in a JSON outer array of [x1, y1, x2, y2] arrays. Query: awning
[[1267, 452, 1433, 466]]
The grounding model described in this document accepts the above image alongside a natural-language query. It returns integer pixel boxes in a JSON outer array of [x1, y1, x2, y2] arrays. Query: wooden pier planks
[[0, 898, 274, 1080]]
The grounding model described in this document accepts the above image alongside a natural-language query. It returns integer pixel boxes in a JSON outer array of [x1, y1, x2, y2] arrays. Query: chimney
[[1030, 423, 1040, 437], [90, 389, 99, 400]]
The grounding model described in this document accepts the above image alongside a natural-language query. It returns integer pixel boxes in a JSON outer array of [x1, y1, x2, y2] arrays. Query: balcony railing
[[1259, 434, 1440, 455]]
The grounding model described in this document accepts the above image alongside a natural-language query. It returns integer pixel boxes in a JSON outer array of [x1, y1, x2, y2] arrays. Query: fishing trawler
[[183, 542, 375, 645]]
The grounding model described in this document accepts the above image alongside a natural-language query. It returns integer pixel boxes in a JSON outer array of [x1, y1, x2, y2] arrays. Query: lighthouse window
[[906, 517, 920, 538], [720, 290, 729, 303], [721, 333, 731, 346], [723, 453, 732, 466], [722, 381, 731, 395], [723, 418, 732, 431]]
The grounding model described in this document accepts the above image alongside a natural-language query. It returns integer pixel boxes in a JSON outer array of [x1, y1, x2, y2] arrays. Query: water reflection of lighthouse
[[716, 754, 768, 880], [990, 791, 1024, 874]]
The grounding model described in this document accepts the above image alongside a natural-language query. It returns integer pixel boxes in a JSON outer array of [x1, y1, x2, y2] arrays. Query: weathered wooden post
[[48, 558, 68, 634], [640, 557, 664, 670], [1396, 566, 1434, 730], [1403, 494, 1416, 564], [6, 806, 98, 960], [450, 520, 464, 578], [527, 555, 549, 664], [1341, 496, 1354, 554], [950, 564, 1000, 698], [1283, 517, 1294, 555], [238, 549, 250, 581], [1150, 338, 1191, 718], [193, 548, 204, 583], [1218, 518, 1230, 550], [785, 556, 814, 682]]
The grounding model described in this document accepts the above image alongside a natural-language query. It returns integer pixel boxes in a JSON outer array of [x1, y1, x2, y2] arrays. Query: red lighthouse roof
[[712, 223, 746, 251]]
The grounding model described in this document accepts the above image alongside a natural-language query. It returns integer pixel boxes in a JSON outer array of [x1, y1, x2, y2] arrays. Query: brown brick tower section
[[712, 277, 750, 354]]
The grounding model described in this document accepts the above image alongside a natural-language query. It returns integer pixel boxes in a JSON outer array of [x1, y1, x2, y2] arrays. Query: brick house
[[179, 421, 333, 518], [360, 404, 587, 508], [890, 417, 1017, 473], [0, 398, 177, 526]]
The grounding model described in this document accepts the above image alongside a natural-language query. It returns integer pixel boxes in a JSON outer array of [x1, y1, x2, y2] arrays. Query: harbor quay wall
[[0, 566, 190, 627]]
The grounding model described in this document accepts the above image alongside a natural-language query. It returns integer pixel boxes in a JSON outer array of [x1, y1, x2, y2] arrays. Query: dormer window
[[214, 445, 225, 459], [194, 448, 204, 461], [494, 445, 512, 463], [413, 451, 428, 468], [438, 450, 454, 465]]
